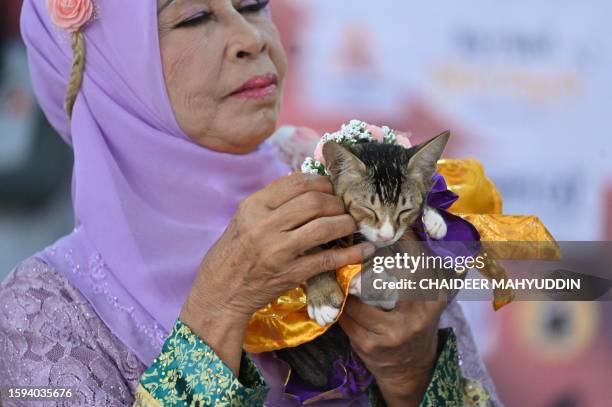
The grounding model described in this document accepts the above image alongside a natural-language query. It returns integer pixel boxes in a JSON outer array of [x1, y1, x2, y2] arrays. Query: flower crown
[[300, 120, 412, 176], [46, 0, 95, 120]]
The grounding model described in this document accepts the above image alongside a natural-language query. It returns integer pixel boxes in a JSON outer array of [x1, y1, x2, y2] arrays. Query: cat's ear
[[323, 141, 366, 182], [406, 131, 450, 184]]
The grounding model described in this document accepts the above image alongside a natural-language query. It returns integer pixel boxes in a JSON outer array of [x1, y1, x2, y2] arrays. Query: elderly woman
[[0, 0, 499, 406]]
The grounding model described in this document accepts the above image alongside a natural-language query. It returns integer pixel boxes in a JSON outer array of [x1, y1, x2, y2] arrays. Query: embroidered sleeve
[[368, 328, 492, 407], [137, 319, 268, 406], [419, 328, 464, 406]]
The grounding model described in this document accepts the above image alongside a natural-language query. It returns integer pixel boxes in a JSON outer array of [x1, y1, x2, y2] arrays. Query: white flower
[[301, 119, 401, 176]]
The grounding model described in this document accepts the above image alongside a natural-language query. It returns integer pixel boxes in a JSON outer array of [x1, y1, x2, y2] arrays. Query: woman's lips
[[231, 73, 278, 100]]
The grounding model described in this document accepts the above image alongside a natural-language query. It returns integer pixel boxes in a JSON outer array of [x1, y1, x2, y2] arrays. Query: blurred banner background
[[1, 1, 611, 405], [0, 0, 74, 277]]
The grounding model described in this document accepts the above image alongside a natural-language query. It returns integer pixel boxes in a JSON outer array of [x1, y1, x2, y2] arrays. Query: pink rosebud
[[366, 124, 385, 142], [395, 132, 412, 148], [46, 0, 94, 33], [313, 141, 325, 165]]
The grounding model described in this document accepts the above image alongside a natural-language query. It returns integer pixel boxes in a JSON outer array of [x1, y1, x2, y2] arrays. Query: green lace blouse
[[134, 320, 491, 407]]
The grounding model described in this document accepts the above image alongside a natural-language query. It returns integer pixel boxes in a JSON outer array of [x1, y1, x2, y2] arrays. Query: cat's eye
[[396, 208, 414, 223], [361, 206, 379, 222]]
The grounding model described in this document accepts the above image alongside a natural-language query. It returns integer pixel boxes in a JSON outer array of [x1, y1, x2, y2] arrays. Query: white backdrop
[[294, 0, 612, 241]]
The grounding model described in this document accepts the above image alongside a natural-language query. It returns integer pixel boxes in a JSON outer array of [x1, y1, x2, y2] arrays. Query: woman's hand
[[339, 296, 446, 407], [180, 172, 375, 374]]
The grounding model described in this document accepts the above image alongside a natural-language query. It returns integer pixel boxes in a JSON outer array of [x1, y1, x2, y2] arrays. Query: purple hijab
[[20, 0, 289, 366]]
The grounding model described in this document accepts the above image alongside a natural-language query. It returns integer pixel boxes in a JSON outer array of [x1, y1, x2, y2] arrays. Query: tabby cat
[[277, 132, 451, 389], [306, 131, 450, 326]]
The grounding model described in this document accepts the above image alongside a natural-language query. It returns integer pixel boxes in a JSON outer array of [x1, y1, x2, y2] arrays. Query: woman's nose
[[226, 17, 267, 61]]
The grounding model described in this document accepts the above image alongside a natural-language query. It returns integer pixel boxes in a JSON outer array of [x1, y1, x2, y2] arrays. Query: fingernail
[[362, 243, 376, 260]]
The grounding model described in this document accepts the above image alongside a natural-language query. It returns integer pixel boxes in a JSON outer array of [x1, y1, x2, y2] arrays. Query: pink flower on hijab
[[46, 0, 94, 32]]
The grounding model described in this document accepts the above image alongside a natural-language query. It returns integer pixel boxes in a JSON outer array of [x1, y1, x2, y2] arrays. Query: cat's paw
[[349, 274, 362, 296], [423, 206, 447, 240], [363, 273, 399, 310], [307, 278, 344, 327], [367, 296, 398, 310], [352, 271, 398, 310], [307, 303, 340, 327]]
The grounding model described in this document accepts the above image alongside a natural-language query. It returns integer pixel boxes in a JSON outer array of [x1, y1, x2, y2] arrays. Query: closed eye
[[396, 208, 414, 223], [175, 0, 268, 29], [361, 206, 379, 223], [176, 11, 213, 28], [237, 0, 269, 14]]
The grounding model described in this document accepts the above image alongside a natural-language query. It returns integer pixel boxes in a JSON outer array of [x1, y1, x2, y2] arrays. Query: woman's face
[[157, 0, 287, 154]]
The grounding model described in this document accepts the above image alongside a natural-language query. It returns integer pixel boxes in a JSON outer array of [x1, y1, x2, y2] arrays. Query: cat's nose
[[377, 218, 395, 242], [377, 232, 394, 241]]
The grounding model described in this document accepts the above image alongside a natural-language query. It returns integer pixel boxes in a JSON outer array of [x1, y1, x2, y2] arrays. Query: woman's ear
[[322, 141, 366, 183], [406, 131, 450, 184]]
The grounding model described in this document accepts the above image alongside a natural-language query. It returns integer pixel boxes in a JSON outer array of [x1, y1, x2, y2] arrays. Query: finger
[[338, 311, 367, 339], [274, 192, 345, 231], [395, 297, 447, 319], [290, 214, 357, 253], [261, 173, 334, 209], [293, 242, 375, 282], [338, 310, 380, 355], [426, 297, 448, 319], [342, 296, 395, 334]]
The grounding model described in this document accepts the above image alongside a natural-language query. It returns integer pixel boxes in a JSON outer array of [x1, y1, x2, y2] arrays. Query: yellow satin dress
[[243, 159, 558, 353]]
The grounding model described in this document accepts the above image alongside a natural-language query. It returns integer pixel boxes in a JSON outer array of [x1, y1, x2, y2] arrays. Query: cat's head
[[323, 131, 450, 248]]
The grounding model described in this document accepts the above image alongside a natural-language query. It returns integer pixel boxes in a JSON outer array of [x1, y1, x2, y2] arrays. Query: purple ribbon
[[413, 172, 482, 258]]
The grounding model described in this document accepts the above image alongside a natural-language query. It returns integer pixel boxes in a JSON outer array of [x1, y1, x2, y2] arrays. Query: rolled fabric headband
[[46, 0, 95, 120]]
